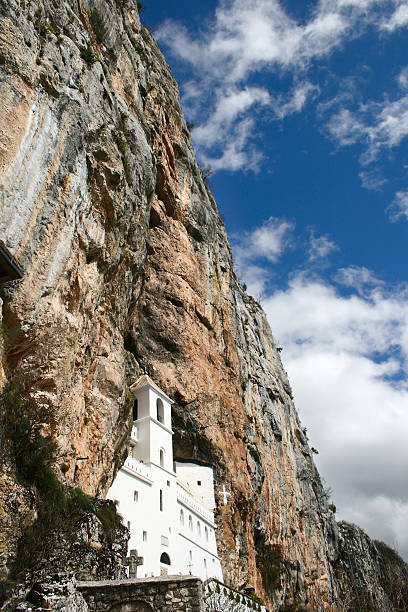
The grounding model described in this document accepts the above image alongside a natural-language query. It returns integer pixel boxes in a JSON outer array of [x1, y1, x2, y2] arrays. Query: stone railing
[[176, 482, 214, 524], [123, 456, 152, 481], [79, 575, 204, 612], [203, 579, 268, 612]]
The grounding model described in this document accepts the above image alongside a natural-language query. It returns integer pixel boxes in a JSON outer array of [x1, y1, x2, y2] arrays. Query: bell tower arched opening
[[156, 398, 164, 423]]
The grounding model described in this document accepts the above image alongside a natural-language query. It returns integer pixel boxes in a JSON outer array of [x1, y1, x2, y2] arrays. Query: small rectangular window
[[134, 490, 138, 502], [159, 489, 163, 512], [143, 531, 147, 541], [197, 480, 202, 486], [167, 480, 170, 487], [127, 520, 131, 530]]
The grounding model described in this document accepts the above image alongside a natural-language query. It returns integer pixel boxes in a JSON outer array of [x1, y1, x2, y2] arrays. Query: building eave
[[129, 375, 174, 404]]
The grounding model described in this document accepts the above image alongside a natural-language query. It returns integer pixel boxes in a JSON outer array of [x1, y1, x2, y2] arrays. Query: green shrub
[[1, 382, 57, 493], [80, 44, 98, 64], [0, 383, 123, 578]]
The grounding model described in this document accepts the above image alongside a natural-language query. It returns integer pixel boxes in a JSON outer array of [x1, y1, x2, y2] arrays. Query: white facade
[[106, 375, 223, 582]]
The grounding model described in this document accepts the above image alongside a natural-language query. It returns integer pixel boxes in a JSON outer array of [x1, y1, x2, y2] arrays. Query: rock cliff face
[[0, 0, 406, 609]]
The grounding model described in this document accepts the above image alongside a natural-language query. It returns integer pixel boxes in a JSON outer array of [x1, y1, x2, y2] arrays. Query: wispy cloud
[[308, 231, 338, 261], [193, 87, 271, 148], [157, 0, 403, 172], [327, 93, 408, 163], [381, 3, 408, 31], [241, 217, 294, 261], [335, 265, 384, 295], [359, 169, 387, 191], [201, 117, 265, 172], [272, 81, 320, 119], [192, 87, 270, 171], [388, 190, 408, 221], [232, 216, 294, 295], [398, 66, 408, 90]]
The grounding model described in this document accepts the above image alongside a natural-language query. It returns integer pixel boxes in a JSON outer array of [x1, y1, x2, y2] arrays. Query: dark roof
[[0, 241, 23, 282]]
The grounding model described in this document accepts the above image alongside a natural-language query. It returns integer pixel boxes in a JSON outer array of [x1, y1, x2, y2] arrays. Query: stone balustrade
[[176, 483, 214, 524]]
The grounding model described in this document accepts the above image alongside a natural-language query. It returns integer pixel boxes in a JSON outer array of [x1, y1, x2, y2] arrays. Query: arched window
[[160, 552, 171, 565], [132, 398, 138, 421], [159, 448, 165, 467], [180, 509, 184, 525], [205, 526, 208, 541], [197, 521, 201, 536], [159, 489, 163, 512], [134, 490, 139, 502], [156, 398, 164, 423], [188, 515, 193, 530]]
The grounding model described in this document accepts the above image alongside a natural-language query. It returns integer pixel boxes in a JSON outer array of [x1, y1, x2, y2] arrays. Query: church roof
[[129, 374, 174, 403]]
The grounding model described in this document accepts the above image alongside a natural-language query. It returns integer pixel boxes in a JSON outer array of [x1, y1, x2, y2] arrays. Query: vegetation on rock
[[0, 383, 125, 598]]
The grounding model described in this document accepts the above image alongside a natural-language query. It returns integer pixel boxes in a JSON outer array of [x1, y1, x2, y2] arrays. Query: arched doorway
[[160, 552, 171, 576], [108, 601, 154, 612]]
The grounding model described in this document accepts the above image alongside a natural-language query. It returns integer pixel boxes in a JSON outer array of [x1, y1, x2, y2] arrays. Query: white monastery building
[[107, 375, 224, 582]]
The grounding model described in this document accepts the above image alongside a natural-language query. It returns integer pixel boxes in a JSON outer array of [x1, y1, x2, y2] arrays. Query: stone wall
[[78, 575, 204, 612]]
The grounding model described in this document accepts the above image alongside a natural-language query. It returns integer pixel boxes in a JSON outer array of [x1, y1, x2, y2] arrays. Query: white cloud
[[308, 232, 338, 261], [193, 87, 271, 148], [326, 108, 366, 146], [191, 88, 271, 171], [335, 265, 384, 294], [238, 263, 270, 298], [259, 271, 408, 559], [157, 0, 403, 172], [388, 190, 408, 221], [359, 169, 387, 190], [234, 216, 294, 263], [341, 495, 408, 557], [272, 81, 320, 119], [327, 93, 408, 163], [200, 117, 265, 172], [398, 65, 408, 89], [232, 217, 294, 295], [381, 4, 408, 31]]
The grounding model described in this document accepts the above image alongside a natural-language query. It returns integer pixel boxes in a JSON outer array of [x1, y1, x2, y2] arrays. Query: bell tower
[[129, 375, 174, 471]]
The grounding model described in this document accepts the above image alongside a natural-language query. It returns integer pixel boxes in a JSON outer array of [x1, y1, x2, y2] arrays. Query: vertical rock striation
[[0, 0, 406, 609]]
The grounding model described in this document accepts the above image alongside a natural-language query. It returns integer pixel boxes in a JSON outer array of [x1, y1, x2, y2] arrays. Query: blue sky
[[142, 0, 408, 559]]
